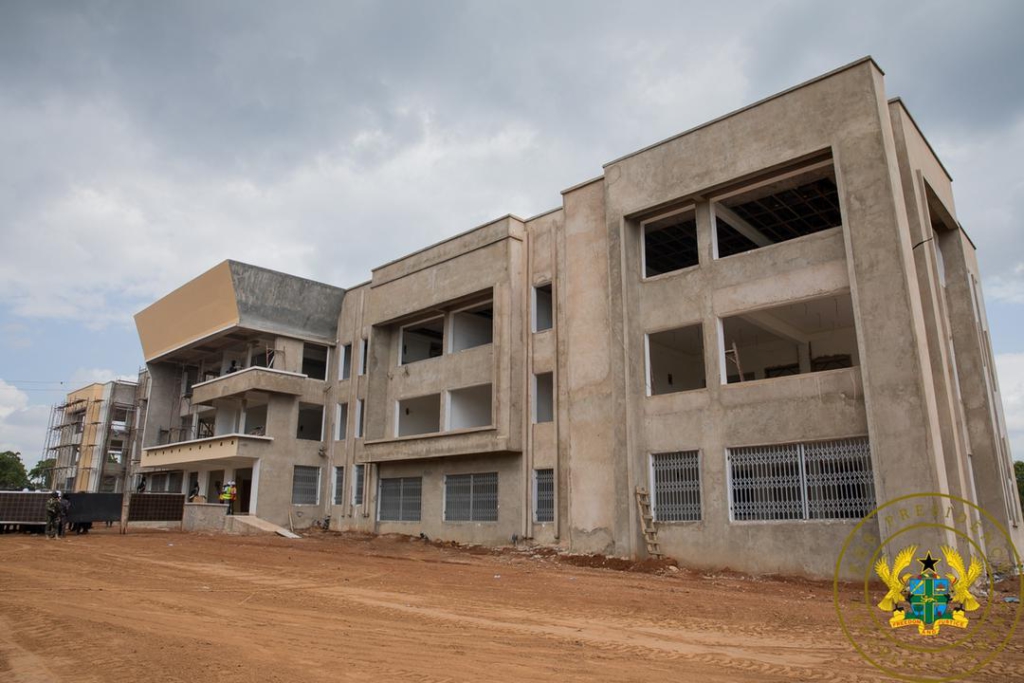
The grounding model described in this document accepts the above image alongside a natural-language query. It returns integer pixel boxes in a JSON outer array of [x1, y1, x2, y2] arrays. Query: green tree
[[0, 451, 30, 490], [28, 457, 56, 490], [1016, 460, 1024, 514]]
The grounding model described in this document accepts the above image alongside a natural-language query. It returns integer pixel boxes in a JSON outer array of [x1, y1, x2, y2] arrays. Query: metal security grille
[[333, 466, 345, 505], [353, 464, 364, 505], [729, 443, 803, 521], [651, 451, 701, 521], [378, 477, 422, 522], [444, 472, 498, 522], [292, 466, 320, 505], [728, 437, 874, 521], [804, 438, 875, 519], [535, 469, 554, 523]]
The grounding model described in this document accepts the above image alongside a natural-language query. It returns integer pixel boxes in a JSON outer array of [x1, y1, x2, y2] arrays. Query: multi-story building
[[45, 379, 140, 493], [132, 58, 1022, 576]]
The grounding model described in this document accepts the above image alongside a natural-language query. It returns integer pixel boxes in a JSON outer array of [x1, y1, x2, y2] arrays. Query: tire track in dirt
[[123, 555, 888, 682]]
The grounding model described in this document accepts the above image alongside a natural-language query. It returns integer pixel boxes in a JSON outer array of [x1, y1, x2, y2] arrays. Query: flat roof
[[602, 56, 883, 168]]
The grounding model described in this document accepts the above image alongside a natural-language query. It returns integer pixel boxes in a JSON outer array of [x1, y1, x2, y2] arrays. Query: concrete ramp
[[227, 515, 302, 539]]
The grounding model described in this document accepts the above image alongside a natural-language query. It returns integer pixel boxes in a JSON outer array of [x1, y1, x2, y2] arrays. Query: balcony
[[141, 433, 273, 469], [362, 426, 516, 464], [191, 366, 307, 405]]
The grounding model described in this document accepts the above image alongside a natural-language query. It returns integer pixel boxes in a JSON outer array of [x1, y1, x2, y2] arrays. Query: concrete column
[[837, 70, 953, 550], [940, 230, 1024, 555]]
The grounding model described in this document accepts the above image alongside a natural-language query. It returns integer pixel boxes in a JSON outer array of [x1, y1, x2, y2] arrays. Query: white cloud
[[994, 353, 1024, 461], [68, 368, 137, 386], [932, 116, 1024, 301], [0, 379, 51, 467]]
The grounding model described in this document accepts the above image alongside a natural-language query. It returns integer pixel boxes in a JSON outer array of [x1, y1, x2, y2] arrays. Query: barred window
[[292, 466, 320, 505], [534, 469, 554, 523], [652, 451, 701, 521], [378, 477, 421, 521], [444, 472, 498, 522], [353, 464, 365, 506], [333, 466, 345, 505], [728, 437, 874, 521]]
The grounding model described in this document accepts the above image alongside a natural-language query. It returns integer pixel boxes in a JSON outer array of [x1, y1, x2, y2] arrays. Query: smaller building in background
[[44, 376, 146, 493]]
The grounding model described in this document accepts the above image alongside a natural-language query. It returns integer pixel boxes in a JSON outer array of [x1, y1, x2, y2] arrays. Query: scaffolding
[[39, 376, 146, 494]]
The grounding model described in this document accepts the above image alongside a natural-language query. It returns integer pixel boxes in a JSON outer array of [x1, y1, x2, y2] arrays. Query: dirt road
[[0, 530, 1020, 682]]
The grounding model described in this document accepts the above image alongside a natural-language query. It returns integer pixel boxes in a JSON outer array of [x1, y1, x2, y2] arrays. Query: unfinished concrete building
[[133, 58, 1022, 576], [44, 379, 140, 493]]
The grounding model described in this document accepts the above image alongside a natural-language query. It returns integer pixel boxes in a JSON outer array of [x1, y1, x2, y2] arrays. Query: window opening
[[296, 403, 324, 441], [643, 208, 698, 277], [302, 343, 329, 380], [336, 402, 348, 441], [333, 466, 345, 505], [534, 469, 554, 523], [401, 317, 444, 364], [533, 283, 554, 332], [646, 324, 705, 395], [340, 343, 352, 380], [444, 472, 499, 522], [728, 437, 874, 521], [448, 384, 492, 430], [451, 302, 494, 352], [534, 372, 554, 423], [721, 293, 857, 384], [358, 338, 368, 375], [652, 451, 701, 521], [292, 465, 320, 505], [378, 477, 422, 521], [714, 162, 842, 258], [353, 464, 365, 505], [396, 394, 441, 437]]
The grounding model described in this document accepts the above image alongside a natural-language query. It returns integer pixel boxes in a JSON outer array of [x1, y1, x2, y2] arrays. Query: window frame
[[726, 436, 875, 523], [352, 464, 365, 506], [291, 465, 321, 506], [447, 299, 495, 354], [336, 402, 348, 441], [377, 476, 422, 522], [640, 204, 699, 281], [649, 450, 702, 523], [443, 472, 499, 523], [399, 315, 445, 366], [358, 338, 368, 376], [532, 282, 554, 333], [332, 466, 345, 505], [533, 468, 555, 523], [339, 343, 352, 381]]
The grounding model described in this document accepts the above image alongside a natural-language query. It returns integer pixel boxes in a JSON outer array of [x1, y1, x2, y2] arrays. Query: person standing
[[45, 492, 61, 539], [219, 481, 237, 514], [58, 492, 71, 536]]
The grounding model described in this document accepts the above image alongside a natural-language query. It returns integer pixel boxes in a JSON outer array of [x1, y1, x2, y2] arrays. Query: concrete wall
[[374, 454, 521, 546]]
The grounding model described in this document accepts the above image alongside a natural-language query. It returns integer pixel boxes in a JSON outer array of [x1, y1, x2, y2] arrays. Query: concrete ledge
[[191, 366, 308, 404]]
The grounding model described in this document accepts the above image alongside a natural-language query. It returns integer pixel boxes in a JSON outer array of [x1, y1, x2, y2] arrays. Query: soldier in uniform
[[45, 492, 61, 539]]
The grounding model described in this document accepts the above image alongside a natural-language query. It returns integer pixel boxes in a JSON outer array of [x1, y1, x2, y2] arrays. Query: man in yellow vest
[[219, 481, 237, 515]]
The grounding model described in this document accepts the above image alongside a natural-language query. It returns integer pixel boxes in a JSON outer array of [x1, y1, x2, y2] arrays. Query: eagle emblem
[[874, 545, 982, 636]]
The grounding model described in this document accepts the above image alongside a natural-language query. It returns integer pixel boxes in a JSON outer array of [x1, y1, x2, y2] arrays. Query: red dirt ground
[[0, 529, 1021, 682]]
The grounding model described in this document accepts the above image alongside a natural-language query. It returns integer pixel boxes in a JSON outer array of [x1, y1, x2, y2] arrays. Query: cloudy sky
[[1, 1, 1023, 468]]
